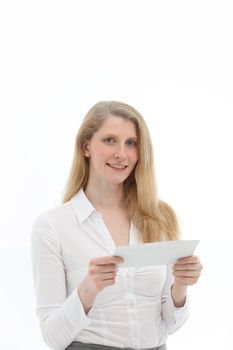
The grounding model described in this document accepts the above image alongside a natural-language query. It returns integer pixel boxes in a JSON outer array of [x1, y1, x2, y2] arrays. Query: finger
[[176, 255, 200, 264], [173, 269, 201, 278], [91, 256, 124, 266], [89, 264, 118, 277], [98, 271, 117, 280], [173, 263, 202, 271], [100, 272, 116, 281], [96, 278, 116, 289], [98, 264, 119, 273]]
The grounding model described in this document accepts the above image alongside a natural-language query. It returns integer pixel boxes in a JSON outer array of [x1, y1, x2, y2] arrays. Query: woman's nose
[[114, 145, 127, 159]]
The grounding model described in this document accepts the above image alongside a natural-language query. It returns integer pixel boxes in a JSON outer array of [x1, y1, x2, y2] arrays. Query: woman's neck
[[84, 182, 125, 211]]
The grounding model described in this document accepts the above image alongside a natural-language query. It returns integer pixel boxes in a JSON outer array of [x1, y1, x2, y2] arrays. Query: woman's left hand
[[172, 255, 203, 286]]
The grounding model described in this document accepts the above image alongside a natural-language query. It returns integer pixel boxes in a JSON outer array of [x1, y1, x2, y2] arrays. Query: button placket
[[123, 268, 140, 348]]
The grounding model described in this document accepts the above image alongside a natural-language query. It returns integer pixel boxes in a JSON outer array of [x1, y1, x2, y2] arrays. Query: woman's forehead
[[97, 115, 137, 136]]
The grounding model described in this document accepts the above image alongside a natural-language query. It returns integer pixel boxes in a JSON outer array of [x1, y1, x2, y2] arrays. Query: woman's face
[[84, 115, 138, 187]]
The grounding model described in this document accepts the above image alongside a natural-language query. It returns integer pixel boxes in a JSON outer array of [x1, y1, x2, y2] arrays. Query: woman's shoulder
[[31, 201, 73, 233]]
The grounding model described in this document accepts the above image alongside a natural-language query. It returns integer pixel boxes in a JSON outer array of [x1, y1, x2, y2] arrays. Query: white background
[[0, 0, 232, 349]]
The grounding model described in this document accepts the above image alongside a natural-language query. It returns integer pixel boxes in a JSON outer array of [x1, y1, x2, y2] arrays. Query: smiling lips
[[106, 163, 128, 169]]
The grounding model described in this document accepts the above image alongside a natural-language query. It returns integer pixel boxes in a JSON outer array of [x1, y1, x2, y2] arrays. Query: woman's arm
[[77, 255, 123, 314], [161, 265, 190, 335], [171, 284, 187, 307], [171, 255, 203, 307], [161, 255, 203, 335], [31, 213, 91, 350]]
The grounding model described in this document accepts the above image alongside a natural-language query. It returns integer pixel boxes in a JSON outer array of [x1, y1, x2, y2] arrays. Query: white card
[[113, 240, 200, 267]]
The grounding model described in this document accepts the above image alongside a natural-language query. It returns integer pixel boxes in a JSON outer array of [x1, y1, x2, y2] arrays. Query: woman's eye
[[103, 138, 137, 147], [104, 137, 115, 144], [127, 140, 137, 147]]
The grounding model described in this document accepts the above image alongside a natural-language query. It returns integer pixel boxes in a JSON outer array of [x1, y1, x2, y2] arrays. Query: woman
[[31, 101, 202, 350]]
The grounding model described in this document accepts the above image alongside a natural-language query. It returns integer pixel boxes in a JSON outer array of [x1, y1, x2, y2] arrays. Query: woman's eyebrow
[[101, 133, 137, 139]]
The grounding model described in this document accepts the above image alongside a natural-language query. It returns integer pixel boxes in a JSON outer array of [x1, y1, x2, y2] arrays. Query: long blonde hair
[[61, 101, 180, 242]]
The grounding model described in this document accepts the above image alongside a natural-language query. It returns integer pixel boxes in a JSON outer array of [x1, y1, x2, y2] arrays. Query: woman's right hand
[[78, 255, 124, 313]]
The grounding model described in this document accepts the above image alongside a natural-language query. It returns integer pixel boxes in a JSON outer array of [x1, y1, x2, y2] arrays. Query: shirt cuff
[[162, 290, 190, 334], [64, 288, 91, 332]]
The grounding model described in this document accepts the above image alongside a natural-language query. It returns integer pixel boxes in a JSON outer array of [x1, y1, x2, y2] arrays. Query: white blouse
[[31, 188, 189, 350]]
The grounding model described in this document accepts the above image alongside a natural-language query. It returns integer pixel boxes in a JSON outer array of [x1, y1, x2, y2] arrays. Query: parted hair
[[61, 101, 180, 242]]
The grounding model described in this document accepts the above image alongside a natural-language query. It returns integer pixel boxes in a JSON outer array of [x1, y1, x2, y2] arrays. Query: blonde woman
[[31, 101, 202, 350]]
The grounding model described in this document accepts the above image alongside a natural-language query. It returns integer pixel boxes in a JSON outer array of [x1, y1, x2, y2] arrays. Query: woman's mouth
[[106, 163, 128, 171]]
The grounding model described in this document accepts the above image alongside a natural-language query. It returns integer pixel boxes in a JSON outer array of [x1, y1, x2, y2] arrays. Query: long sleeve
[[30, 213, 91, 350], [161, 265, 189, 334]]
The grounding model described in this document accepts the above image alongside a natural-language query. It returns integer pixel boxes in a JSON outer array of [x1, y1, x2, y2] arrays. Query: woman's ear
[[82, 142, 90, 157]]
